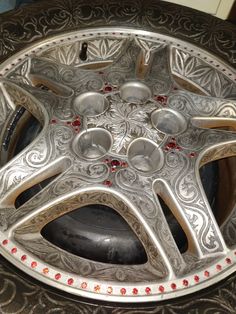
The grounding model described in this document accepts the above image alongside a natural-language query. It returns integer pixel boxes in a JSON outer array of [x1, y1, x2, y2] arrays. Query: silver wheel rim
[[0, 27, 235, 303]]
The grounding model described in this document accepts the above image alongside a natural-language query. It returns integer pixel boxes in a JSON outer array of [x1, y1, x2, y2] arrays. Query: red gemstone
[[43, 267, 49, 274], [107, 286, 113, 294], [11, 247, 17, 254], [171, 283, 177, 290], [194, 275, 200, 283], [94, 285, 100, 292], [183, 279, 188, 286], [167, 142, 176, 149], [226, 258, 232, 264], [204, 271, 210, 277], [103, 180, 112, 187], [81, 282, 87, 289], [120, 288, 126, 295], [72, 119, 81, 127], [2, 239, 8, 246], [31, 261, 37, 268], [111, 159, 120, 167], [176, 146, 181, 151], [159, 285, 165, 293], [110, 167, 117, 173], [104, 158, 110, 164], [50, 119, 57, 124], [156, 95, 167, 103], [67, 278, 74, 285], [145, 287, 151, 294], [55, 273, 61, 280], [104, 86, 112, 93], [121, 161, 128, 168], [21, 255, 27, 261], [66, 121, 71, 125], [132, 288, 138, 295], [216, 264, 222, 271], [189, 152, 196, 158]]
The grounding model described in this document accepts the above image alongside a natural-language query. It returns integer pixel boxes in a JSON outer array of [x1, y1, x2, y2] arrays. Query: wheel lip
[[0, 25, 236, 303], [0, 0, 236, 310]]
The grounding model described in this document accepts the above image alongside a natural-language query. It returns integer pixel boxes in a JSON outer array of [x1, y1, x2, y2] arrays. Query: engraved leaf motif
[[88, 39, 125, 60]]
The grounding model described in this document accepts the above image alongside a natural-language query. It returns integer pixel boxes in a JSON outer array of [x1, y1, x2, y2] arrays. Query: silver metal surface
[[0, 25, 235, 304]]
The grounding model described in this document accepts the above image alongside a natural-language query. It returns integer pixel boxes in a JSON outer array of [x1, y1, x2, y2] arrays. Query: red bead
[[21, 255, 27, 261], [159, 285, 165, 293], [145, 287, 151, 294], [104, 86, 112, 92], [183, 279, 188, 286], [55, 273, 61, 280], [176, 146, 181, 151], [110, 167, 116, 173], [120, 288, 126, 295], [103, 180, 112, 187], [216, 264, 222, 271], [107, 286, 113, 294], [72, 120, 81, 127], [189, 152, 196, 158], [31, 261, 37, 268], [171, 283, 177, 290], [226, 258, 232, 264], [67, 278, 74, 285], [132, 288, 138, 295], [121, 161, 128, 168], [81, 282, 87, 289], [204, 271, 210, 277], [155, 95, 167, 103], [11, 247, 17, 254], [111, 160, 120, 167], [167, 142, 176, 149], [94, 285, 100, 293], [2, 239, 8, 246], [194, 275, 199, 283]]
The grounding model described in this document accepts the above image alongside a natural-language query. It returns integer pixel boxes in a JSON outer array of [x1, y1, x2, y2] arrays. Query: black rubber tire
[[0, 1, 235, 313]]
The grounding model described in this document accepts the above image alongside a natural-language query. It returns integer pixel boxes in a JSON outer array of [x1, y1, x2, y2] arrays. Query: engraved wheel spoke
[[157, 158, 227, 258], [115, 168, 187, 277]]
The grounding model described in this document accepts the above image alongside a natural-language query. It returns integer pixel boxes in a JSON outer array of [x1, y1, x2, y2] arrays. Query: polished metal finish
[[74, 92, 109, 117], [0, 0, 235, 309]]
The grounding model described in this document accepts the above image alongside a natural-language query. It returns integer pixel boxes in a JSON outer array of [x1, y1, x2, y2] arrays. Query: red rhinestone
[[171, 283, 177, 290], [194, 275, 200, 283], [145, 287, 151, 294], [94, 285, 100, 293], [183, 279, 188, 287], [176, 146, 181, 151], [110, 167, 117, 173], [156, 95, 167, 103], [43, 267, 49, 274], [2, 239, 8, 246], [31, 261, 37, 268], [55, 273, 61, 280], [67, 278, 74, 285], [189, 152, 196, 158], [121, 161, 128, 168], [104, 158, 110, 164], [103, 180, 112, 187], [120, 288, 126, 295], [226, 258, 232, 264], [132, 288, 138, 295], [66, 121, 71, 125], [72, 120, 81, 127], [167, 142, 176, 149], [21, 255, 27, 261], [111, 160, 120, 167], [50, 119, 57, 124], [104, 86, 112, 92], [107, 286, 113, 294], [216, 264, 222, 271], [11, 247, 17, 254], [81, 282, 87, 289], [159, 285, 165, 293], [204, 271, 210, 277]]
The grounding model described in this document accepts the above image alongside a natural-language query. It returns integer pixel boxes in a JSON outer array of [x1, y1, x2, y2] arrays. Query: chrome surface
[[0, 23, 235, 304]]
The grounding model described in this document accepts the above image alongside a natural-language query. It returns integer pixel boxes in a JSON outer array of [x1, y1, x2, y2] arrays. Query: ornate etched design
[[171, 48, 236, 98], [0, 0, 235, 307]]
